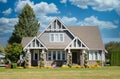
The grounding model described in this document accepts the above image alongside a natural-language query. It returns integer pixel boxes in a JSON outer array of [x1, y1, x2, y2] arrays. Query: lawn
[[0, 66, 120, 79]]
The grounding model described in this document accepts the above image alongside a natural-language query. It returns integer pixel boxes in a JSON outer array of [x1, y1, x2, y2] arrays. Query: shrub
[[88, 64, 100, 68], [45, 66, 51, 69], [96, 60, 102, 66], [71, 65, 82, 68], [11, 63, 17, 69], [62, 65, 69, 68]]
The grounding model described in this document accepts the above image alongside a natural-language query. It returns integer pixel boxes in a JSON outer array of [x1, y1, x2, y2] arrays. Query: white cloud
[[0, 17, 18, 34], [2, 8, 12, 15], [69, 0, 120, 15], [15, 0, 34, 12], [79, 16, 117, 29], [0, 0, 7, 3], [33, 2, 59, 16], [61, 16, 78, 26], [39, 16, 117, 30], [60, 0, 67, 4], [15, 0, 59, 16]]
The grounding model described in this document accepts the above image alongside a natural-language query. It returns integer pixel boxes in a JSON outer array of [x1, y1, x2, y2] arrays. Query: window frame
[[88, 50, 102, 61], [49, 33, 64, 42], [47, 51, 66, 61]]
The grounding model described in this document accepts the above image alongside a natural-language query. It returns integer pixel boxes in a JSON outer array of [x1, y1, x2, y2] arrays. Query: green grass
[[0, 66, 120, 79]]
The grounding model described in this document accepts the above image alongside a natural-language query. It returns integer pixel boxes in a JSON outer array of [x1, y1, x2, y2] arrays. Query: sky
[[0, 0, 120, 47]]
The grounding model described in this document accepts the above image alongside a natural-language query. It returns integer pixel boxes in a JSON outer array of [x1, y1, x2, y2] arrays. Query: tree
[[105, 42, 120, 59], [105, 42, 120, 64], [0, 45, 4, 53], [5, 43, 23, 63], [8, 4, 40, 44]]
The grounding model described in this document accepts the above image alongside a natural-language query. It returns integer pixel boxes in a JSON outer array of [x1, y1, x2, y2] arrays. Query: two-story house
[[21, 17, 105, 67]]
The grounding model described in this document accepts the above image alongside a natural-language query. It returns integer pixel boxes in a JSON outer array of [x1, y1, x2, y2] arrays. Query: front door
[[31, 50, 40, 66], [72, 52, 77, 64]]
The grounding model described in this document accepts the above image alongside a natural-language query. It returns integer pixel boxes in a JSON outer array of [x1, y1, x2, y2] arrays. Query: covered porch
[[65, 37, 89, 66], [23, 37, 47, 66]]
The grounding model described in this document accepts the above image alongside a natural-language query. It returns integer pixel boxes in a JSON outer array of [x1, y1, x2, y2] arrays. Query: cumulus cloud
[[15, 0, 34, 12], [2, 8, 12, 15], [60, 0, 67, 4], [0, 0, 7, 3], [39, 16, 118, 30], [33, 2, 59, 16], [69, 0, 120, 15], [0, 17, 18, 35], [79, 16, 117, 29], [15, 0, 59, 15], [61, 16, 78, 26]]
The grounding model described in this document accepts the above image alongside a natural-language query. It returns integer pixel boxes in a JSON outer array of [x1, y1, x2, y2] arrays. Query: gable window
[[49, 33, 64, 42], [51, 34, 54, 42]]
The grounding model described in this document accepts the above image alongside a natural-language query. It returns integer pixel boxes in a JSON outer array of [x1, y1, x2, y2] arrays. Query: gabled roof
[[22, 37, 47, 50], [21, 37, 34, 47], [65, 37, 89, 50], [67, 26, 105, 50], [38, 17, 75, 38]]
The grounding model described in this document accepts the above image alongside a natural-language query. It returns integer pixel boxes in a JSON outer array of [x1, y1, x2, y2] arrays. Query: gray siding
[[39, 30, 74, 49]]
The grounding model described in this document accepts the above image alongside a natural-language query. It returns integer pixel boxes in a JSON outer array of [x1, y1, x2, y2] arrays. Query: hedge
[[110, 50, 120, 66]]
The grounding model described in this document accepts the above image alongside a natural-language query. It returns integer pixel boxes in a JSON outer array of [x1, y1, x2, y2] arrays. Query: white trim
[[37, 17, 75, 40], [46, 50, 66, 61], [65, 37, 89, 50], [23, 36, 47, 50], [49, 33, 64, 42]]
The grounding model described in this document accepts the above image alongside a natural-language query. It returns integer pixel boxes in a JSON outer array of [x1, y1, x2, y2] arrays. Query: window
[[57, 51, 61, 60], [62, 52, 66, 60], [60, 34, 63, 41], [88, 51, 102, 60], [53, 51, 56, 60], [47, 51, 66, 61], [51, 34, 54, 42], [50, 33, 64, 42], [47, 51, 52, 60]]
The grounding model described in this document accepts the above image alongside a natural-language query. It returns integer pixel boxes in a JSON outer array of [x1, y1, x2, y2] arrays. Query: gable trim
[[23, 36, 47, 50], [37, 17, 75, 39], [65, 37, 89, 50]]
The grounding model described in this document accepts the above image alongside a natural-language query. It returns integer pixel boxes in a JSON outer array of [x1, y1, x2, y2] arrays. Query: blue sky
[[0, 0, 120, 47]]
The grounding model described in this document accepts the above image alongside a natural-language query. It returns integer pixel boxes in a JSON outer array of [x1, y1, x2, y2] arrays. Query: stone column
[[67, 49, 72, 66], [39, 49, 45, 67], [27, 49, 31, 66], [81, 50, 86, 67], [101, 50, 105, 66]]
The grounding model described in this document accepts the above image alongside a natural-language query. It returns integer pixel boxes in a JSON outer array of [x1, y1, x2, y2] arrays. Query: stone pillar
[[81, 50, 86, 67], [67, 49, 72, 66], [101, 50, 105, 66], [27, 49, 31, 66], [39, 49, 45, 67]]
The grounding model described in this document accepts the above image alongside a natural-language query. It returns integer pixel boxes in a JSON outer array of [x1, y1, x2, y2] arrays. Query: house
[[0, 52, 5, 67], [21, 17, 105, 67]]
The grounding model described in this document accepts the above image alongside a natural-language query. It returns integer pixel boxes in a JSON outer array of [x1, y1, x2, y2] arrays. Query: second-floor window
[[49, 33, 64, 42]]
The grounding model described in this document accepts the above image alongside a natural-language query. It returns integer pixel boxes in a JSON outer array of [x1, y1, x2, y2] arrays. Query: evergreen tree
[[9, 4, 40, 44]]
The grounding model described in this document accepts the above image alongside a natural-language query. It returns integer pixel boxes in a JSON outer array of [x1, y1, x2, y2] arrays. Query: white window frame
[[49, 33, 64, 42], [88, 50, 102, 61], [47, 51, 66, 61]]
